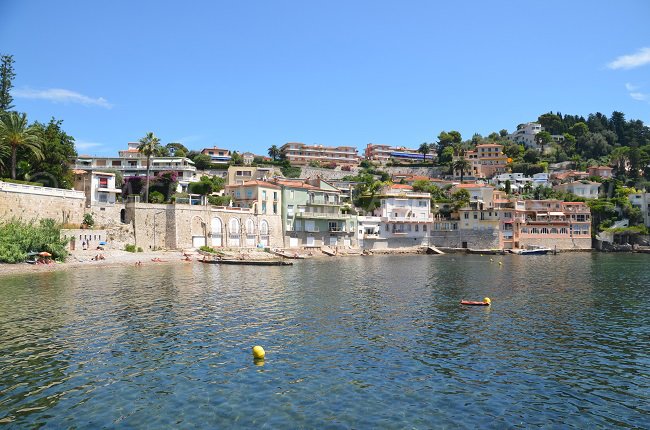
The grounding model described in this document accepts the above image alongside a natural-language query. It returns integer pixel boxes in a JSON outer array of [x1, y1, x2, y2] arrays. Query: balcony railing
[[381, 215, 433, 223], [295, 212, 350, 219]]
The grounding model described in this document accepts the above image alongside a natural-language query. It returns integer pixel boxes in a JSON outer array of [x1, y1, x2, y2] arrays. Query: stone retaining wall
[[0, 184, 85, 225]]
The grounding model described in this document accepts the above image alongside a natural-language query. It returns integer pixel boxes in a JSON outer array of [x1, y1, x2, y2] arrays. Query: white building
[[73, 171, 122, 207], [554, 181, 601, 199], [374, 185, 433, 239], [74, 142, 198, 192], [492, 173, 550, 192], [629, 192, 650, 227], [507, 122, 564, 152]]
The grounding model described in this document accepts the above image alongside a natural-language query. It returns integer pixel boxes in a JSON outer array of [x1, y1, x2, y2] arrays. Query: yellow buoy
[[252, 345, 265, 360], [483, 297, 491, 304]]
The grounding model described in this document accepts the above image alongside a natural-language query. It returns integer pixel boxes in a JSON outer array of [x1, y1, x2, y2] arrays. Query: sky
[[1, 0, 649, 157]]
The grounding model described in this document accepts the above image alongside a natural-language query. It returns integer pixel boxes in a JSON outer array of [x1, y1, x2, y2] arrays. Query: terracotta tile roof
[[273, 179, 319, 190], [390, 184, 414, 190], [454, 183, 491, 188], [226, 180, 280, 189]]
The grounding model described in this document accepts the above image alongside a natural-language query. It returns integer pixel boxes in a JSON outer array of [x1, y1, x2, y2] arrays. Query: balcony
[[381, 215, 433, 223], [295, 211, 350, 220], [308, 197, 341, 206]]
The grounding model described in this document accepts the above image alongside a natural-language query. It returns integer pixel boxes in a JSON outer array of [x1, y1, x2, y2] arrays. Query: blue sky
[[1, 1, 649, 157]]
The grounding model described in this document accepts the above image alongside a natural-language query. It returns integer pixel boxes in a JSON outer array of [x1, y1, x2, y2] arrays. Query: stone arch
[[259, 219, 270, 247], [211, 216, 223, 247], [228, 217, 241, 247], [191, 216, 206, 248], [245, 217, 257, 247]]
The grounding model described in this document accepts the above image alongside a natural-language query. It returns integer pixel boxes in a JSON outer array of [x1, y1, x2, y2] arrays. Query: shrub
[[124, 244, 136, 252], [149, 190, 165, 203], [341, 165, 352, 172], [281, 165, 301, 178], [83, 213, 94, 228], [199, 245, 216, 253], [0, 218, 69, 263], [137, 247, 144, 252]]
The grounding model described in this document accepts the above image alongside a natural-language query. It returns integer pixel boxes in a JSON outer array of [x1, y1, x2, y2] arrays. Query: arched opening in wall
[[228, 218, 240, 247], [259, 220, 270, 247], [245, 218, 256, 247], [191, 216, 206, 248], [211, 217, 223, 247], [120, 209, 126, 224]]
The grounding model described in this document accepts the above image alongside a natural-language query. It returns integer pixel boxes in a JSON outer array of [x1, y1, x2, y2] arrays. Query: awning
[[549, 212, 564, 216]]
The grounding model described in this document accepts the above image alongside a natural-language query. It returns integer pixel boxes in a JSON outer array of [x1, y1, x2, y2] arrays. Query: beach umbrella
[[99, 241, 107, 245], [39, 251, 52, 257]]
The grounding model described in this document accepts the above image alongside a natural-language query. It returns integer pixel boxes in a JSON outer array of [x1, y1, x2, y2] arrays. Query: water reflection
[[0, 254, 649, 427]]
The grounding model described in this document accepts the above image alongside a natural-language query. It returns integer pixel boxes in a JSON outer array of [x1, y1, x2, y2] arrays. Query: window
[[262, 190, 267, 200], [464, 213, 469, 219], [423, 225, 427, 231], [99, 178, 108, 188], [415, 224, 419, 232]]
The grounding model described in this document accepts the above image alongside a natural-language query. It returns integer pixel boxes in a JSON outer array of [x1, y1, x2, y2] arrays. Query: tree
[[504, 179, 511, 195], [166, 142, 188, 156], [450, 189, 470, 211], [523, 148, 539, 164], [193, 153, 212, 170], [137, 131, 161, 204], [268, 145, 280, 161], [28, 118, 77, 188], [0, 54, 15, 112], [535, 131, 553, 155], [0, 112, 42, 179], [230, 151, 243, 166], [418, 142, 430, 163], [436, 130, 462, 158], [452, 158, 471, 182]]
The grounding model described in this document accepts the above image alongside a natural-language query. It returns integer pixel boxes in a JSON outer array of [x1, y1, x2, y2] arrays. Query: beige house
[[226, 180, 281, 216]]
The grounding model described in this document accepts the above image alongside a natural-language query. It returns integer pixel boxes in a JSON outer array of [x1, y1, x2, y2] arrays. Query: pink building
[[499, 200, 592, 250], [587, 166, 613, 179]]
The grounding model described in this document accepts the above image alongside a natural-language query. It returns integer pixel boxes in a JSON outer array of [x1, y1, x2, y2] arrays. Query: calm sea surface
[[0, 254, 649, 428]]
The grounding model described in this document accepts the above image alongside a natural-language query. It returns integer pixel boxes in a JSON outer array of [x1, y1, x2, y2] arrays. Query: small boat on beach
[[272, 249, 308, 259], [321, 246, 337, 256], [199, 259, 293, 266]]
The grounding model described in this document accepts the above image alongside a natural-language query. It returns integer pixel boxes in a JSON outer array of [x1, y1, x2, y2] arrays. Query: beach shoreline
[[0, 246, 437, 278]]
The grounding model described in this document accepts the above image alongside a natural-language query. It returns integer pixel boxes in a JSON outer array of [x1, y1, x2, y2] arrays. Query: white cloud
[[629, 92, 648, 101], [625, 82, 639, 91], [12, 87, 113, 108], [607, 47, 650, 70], [75, 141, 104, 150]]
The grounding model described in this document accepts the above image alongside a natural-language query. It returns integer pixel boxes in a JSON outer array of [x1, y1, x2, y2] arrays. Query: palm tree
[[0, 112, 42, 179], [452, 158, 471, 183], [138, 131, 161, 203], [268, 145, 280, 161], [418, 142, 430, 163]]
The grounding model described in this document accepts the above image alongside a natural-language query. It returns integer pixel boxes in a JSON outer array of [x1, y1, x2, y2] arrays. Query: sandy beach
[[0, 246, 434, 278]]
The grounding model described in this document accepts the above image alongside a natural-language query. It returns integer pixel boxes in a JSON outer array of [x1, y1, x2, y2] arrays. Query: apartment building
[[226, 180, 281, 216], [499, 200, 592, 250], [275, 178, 357, 248], [459, 144, 509, 179], [365, 143, 434, 164], [280, 142, 359, 165], [74, 142, 197, 192]]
